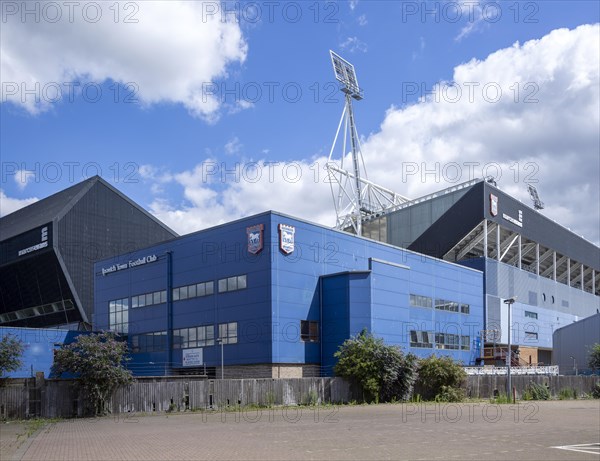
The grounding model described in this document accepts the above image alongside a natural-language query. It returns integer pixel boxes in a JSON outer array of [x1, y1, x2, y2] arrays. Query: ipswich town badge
[[490, 194, 498, 217], [246, 224, 264, 254], [279, 223, 295, 254]]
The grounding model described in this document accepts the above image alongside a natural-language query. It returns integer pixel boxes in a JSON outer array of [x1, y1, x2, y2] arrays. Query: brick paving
[[2, 400, 599, 460]]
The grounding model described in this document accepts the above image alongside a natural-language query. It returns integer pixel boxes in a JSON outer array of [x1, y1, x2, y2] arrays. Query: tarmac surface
[[1, 400, 599, 460]]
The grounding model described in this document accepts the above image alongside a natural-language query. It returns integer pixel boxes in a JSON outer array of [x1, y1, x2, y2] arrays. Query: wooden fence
[[1, 374, 598, 420], [0, 376, 356, 419]]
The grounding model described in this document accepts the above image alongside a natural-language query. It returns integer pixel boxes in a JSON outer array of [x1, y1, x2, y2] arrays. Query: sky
[[1, 1, 599, 244]]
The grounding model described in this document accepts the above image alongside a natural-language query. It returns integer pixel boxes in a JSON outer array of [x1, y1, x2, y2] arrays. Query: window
[[409, 294, 432, 308], [301, 321, 319, 342], [524, 331, 538, 341], [131, 331, 167, 353], [0, 300, 76, 325], [435, 299, 459, 313], [173, 325, 215, 349], [218, 322, 238, 344], [172, 281, 214, 302], [461, 335, 470, 350], [131, 290, 166, 309], [410, 330, 433, 348], [218, 275, 247, 293], [435, 333, 460, 350], [460, 304, 470, 314], [109, 298, 129, 334], [524, 311, 538, 319]]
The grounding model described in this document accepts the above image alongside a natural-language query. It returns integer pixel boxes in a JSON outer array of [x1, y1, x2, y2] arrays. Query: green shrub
[[434, 385, 466, 402], [524, 382, 550, 400], [334, 330, 417, 403], [414, 355, 467, 402], [591, 382, 600, 399], [558, 388, 577, 400]]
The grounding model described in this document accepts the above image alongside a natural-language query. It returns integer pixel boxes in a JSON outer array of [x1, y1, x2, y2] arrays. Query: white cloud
[[144, 25, 598, 244], [0, 190, 38, 217], [349, 1, 359, 11], [0, 1, 247, 120], [224, 137, 243, 155], [358, 14, 368, 26], [14, 170, 36, 190], [340, 36, 368, 54]]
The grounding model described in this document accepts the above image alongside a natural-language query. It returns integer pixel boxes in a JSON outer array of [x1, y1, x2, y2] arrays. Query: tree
[[53, 332, 133, 415], [414, 355, 467, 402], [0, 334, 26, 378], [334, 330, 416, 403], [589, 343, 600, 372]]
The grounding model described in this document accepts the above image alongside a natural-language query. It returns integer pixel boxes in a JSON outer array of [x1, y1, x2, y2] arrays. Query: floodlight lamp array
[[330, 50, 363, 100]]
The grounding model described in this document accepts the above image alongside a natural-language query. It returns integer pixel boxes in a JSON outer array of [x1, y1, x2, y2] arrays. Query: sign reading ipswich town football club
[[246, 224, 264, 254], [279, 224, 295, 254], [490, 194, 498, 217]]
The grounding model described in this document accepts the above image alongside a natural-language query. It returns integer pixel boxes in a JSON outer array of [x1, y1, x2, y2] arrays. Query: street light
[[503, 297, 517, 400], [217, 338, 224, 379], [570, 356, 578, 376]]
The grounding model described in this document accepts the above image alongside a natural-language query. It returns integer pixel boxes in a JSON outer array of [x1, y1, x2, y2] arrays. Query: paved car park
[[2, 400, 599, 460]]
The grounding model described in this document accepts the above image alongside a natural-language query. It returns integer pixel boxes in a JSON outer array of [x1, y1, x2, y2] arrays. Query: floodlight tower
[[527, 184, 545, 210], [326, 51, 409, 235]]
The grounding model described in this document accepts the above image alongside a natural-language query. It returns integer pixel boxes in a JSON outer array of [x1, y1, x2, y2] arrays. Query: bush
[[591, 382, 600, 399], [53, 332, 133, 415], [558, 388, 577, 400], [588, 344, 600, 372], [0, 334, 26, 378], [414, 355, 467, 402], [334, 330, 417, 403], [523, 382, 550, 400]]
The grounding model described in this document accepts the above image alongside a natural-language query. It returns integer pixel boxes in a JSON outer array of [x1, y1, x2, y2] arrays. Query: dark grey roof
[[1, 178, 94, 240], [0, 176, 177, 241]]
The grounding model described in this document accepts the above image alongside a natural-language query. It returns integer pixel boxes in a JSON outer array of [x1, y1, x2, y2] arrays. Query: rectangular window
[[301, 320, 319, 342], [218, 322, 238, 344], [218, 275, 247, 293], [180, 286, 188, 300], [108, 297, 129, 334], [410, 330, 433, 348], [173, 325, 214, 349], [132, 290, 166, 308], [460, 304, 470, 314], [524, 311, 538, 319], [525, 331, 538, 341], [409, 294, 432, 308], [172, 281, 213, 301], [435, 299, 460, 313], [131, 331, 166, 353], [435, 333, 460, 350], [461, 335, 470, 350]]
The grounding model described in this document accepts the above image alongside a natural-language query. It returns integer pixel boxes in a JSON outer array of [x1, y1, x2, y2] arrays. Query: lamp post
[[503, 297, 517, 400], [570, 356, 577, 376], [217, 338, 224, 379]]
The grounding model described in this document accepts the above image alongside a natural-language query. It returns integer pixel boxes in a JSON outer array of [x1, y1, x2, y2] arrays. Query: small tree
[[414, 355, 467, 402], [0, 334, 26, 378], [53, 332, 133, 415], [334, 330, 416, 403], [588, 343, 600, 373]]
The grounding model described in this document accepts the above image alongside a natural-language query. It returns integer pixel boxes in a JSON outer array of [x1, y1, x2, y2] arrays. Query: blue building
[[94, 211, 484, 378]]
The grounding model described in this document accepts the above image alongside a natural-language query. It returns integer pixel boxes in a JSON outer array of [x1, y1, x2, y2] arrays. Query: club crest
[[279, 224, 295, 254], [490, 194, 498, 217], [246, 224, 264, 254]]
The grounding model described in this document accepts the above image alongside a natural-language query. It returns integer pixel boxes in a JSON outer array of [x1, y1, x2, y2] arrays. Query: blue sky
[[1, 1, 599, 243]]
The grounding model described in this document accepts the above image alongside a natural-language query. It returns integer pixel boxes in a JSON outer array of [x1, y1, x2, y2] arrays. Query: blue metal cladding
[[0, 327, 84, 378], [270, 213, 483, 370], [94, 211, 484, 375]]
